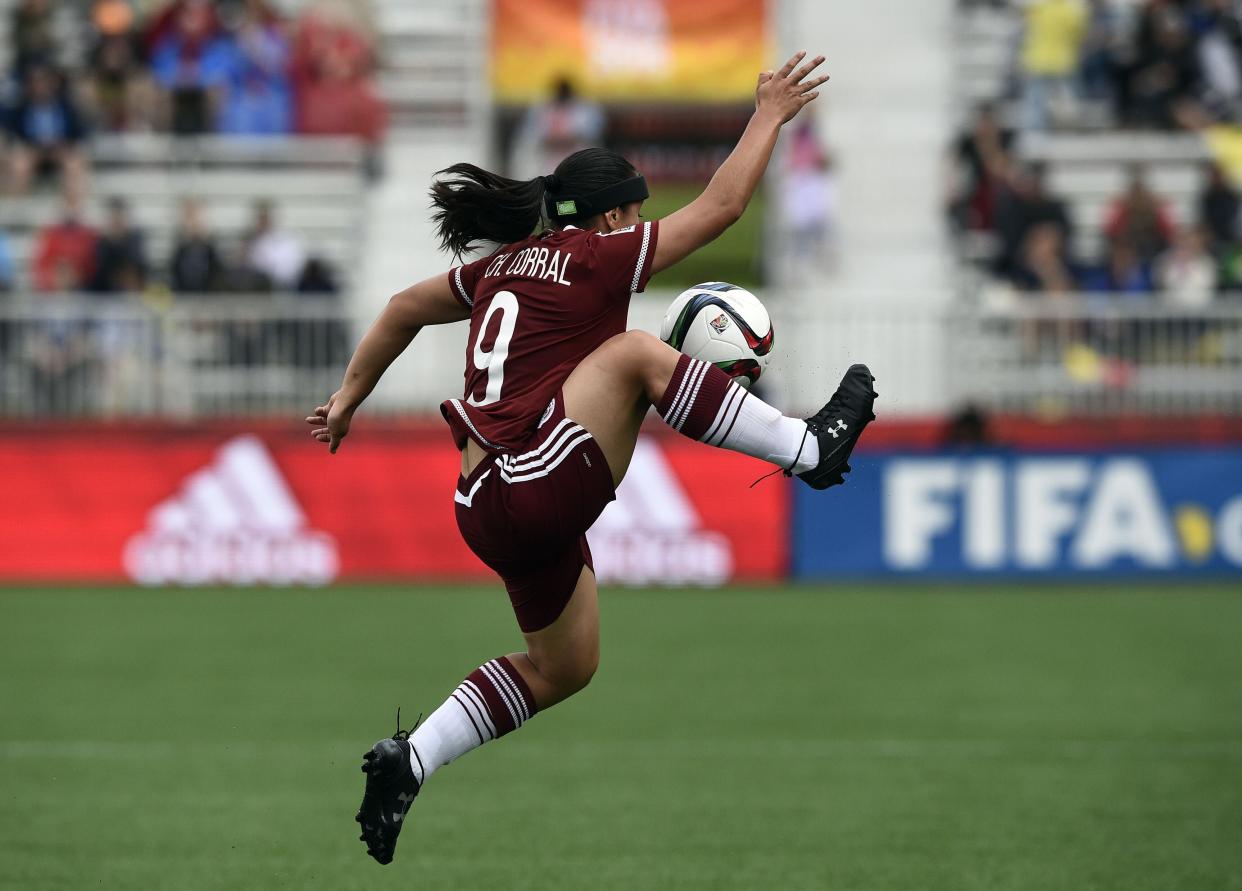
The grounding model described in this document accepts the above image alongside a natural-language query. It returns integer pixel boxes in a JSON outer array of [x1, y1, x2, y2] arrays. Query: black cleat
[[796, 364, 877, 490], [356, 720, 421, 866]]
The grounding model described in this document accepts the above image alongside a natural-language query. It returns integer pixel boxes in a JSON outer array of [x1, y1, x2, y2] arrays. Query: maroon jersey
[[439, 220, 659, 452]]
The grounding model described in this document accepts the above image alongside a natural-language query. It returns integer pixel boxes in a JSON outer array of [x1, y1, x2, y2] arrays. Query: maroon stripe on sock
[[451, 691, 486, 745], [656, 353, 694, 418], [714, 387, 749, 447], [704, 383, 744, 445], [495, 656, 537, 717], [464, 657, 538, 738], [675, 362, 735, 441]]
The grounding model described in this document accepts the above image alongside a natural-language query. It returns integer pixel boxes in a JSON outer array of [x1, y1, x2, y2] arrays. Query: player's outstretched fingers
[[792, 54, 826, 84], [799, 74, 830, 94], [777, 50, 806, 79]]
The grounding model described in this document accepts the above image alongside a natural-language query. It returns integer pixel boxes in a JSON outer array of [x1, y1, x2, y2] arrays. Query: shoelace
[[392, 707, 423, 742], [749, 427, 812, 489], [810, 390, 847, 427]]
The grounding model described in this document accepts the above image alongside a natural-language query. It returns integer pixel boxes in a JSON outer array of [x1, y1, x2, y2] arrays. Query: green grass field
[[3, 584, 1241, 891]]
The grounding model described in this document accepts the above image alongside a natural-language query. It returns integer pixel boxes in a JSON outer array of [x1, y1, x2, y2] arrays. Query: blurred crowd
[[949, 101, 1242, 306], [964, 0, 1242, 132], [0, 194, 338, 296], [0, 0, 375, 411], [2, 0, 386, 196], [0, 193, 345, 412]]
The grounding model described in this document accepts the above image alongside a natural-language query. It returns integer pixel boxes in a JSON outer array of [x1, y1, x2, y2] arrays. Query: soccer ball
[[659, 282, 774, 388]]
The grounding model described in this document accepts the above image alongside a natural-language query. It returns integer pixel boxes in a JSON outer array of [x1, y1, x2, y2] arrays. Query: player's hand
[[755, 51, 828, 125], [305, 390, 353, 454]]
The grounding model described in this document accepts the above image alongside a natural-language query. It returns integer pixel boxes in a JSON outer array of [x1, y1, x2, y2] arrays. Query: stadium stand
[[945, 0, 1242, 416], [3, 0, 1238, 419], [0, 135, 368, 291]]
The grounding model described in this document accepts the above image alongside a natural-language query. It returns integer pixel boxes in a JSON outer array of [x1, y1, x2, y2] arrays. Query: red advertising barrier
[[1, 425, 788, 586]]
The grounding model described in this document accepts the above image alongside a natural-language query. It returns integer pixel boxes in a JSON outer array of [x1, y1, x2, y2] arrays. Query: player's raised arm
[[307, 273, 469, 453], [651, 51, 828, 275]]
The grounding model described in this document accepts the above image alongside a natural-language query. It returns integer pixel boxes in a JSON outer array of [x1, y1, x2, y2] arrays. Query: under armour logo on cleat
[[827, 420, 848, 439], [393, 792, 415, 821]]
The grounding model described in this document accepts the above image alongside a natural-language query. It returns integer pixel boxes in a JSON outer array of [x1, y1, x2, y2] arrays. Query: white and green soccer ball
[[659, 282, 774, 388]]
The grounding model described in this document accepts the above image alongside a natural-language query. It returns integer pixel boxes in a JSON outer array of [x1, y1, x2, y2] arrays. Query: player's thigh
[[562, 333, 666, 485], [522, 564, 600, 697]]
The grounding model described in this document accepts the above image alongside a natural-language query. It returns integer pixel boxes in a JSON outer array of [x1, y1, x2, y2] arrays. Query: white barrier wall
[[346, 288, 953, 418]]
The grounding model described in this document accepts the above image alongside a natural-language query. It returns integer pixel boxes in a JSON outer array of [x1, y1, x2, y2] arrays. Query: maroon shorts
[[453, 391, 616, 633]]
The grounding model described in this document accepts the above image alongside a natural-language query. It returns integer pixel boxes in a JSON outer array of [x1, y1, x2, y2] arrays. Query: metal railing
[[2, 293, 1240, 418], [948, 296, 1242, 415], [0, 295, 349, 418]]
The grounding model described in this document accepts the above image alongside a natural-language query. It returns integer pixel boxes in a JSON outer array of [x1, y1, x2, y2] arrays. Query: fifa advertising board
[[793, 449, 1242, 577], [0, 428, 786, 586]]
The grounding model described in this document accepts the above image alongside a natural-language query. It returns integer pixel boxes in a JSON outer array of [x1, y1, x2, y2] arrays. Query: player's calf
[[654, 353, 877, 488], [355, 656, 539, 864]]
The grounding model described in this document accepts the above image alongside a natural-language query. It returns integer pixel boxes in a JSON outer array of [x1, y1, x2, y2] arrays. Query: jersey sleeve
[[587, 220, 659, 298], [446, 253, 492, 310]]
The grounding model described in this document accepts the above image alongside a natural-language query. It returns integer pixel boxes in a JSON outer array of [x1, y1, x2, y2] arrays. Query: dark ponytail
[[429, 148, 641, 258]]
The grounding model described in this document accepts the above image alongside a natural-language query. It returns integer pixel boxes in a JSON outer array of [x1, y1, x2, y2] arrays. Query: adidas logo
[[587, 437, 732, 585], [123, 435, 339, 586]]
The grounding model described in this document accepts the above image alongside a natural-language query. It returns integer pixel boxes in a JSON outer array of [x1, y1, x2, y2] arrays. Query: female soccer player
[[307, 51, 876, 865]]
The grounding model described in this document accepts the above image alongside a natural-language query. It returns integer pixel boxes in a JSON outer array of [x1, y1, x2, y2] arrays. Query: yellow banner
[[492, 0, 771, 104]]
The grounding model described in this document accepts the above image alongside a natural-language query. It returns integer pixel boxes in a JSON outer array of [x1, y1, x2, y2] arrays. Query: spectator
[[1019, 0, 1088, 131], [291, 0, 375, 83], [0, 229, 14, 292], [943, 404, 994, 448], [1192, 0, 1242, 119], [293, 43, 385, 145], [245, 200, 305, 289], [1104, 166, 1176, 263], [31, 198, 98, 292], [994, 163, 1074, 282], [87, 0, 155, 133], [168, 198, 225, 293], [1083, 240, 1155, 294], [217, 0, 294, 136], [1079, 0, 1122, 107], [780, 119, 839, 275], [1122, 7, 1203, 129], [150, 0, 232, 135], [297, 256, 339, 294], [1198, 161, 1240, 247], [1017, 222, 1078, 293], [220, 239, 272, 293], [10, 0, 58, 80], [91, 197, 147, 293], [509, 77, 605, 180], [947, 103, 1013, 233], [292, 2, 386, 147], [4, 64, 89, 195], [1156, 225, 1218, 307]]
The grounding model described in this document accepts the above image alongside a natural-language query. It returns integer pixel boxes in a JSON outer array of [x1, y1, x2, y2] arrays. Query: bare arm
[[306, 273, 469, 453], [651, 51, 828, 275]]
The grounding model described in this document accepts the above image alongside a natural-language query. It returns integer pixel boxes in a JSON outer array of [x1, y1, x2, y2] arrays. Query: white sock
[[702, 384, 820, 473], [406, 657, 535, 784], [406, 695, 482, 785]]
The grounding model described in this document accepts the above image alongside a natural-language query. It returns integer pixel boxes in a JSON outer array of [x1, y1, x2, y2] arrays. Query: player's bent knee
[[537, 648, 598, 698], [598, 329, 663, 367]]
